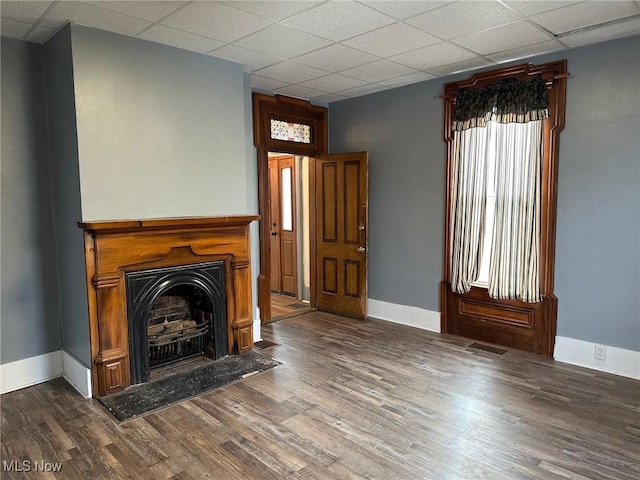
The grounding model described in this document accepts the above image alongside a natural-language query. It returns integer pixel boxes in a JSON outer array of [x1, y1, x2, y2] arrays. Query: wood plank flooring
[[2, 311, 639, 479], [270, 293, 311, 321]]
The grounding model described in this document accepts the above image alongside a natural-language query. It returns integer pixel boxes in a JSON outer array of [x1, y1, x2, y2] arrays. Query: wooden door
[[316, 152, 368, 319], [269, 155, 298, 296]]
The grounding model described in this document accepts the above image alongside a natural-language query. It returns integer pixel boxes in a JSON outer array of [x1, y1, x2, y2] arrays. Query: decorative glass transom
[[270, 119, 311, 143]]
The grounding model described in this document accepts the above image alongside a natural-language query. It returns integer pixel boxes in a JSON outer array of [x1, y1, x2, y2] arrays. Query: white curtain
[[449, 127, 488, 294], [488, 120, 543, 302]]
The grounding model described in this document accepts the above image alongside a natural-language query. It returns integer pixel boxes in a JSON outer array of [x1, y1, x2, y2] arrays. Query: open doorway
[[253, 93, 369, 325], [253, 93, 328, 324], [268, 152, 312, 321]]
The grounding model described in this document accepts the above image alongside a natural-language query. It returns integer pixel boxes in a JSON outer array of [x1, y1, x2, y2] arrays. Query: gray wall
[[554, 36, 639, 352], [329, 79, 445, 311], [70, 24, 250, 221], [1, 38, 61, 364], [329, 35, 640, 352], [43, 26, 91, 366], [244, 72, 260, 322]]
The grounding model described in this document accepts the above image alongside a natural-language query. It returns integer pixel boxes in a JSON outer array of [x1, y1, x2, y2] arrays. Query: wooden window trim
[[440, 60, 568, 357]]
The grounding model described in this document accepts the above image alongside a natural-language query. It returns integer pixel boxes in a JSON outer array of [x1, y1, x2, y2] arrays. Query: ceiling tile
[[254, 61, 328, 84], [0, 1, 52, 23], [39, 1, 152, 35], [559, 16, 640, 47], [338, 83, 389, 98], [250, 75, 289, 91], [340, 59, 418, 82], [501, 1, 581, 17], [426, 57, 494, 76], [298, 74, 368, 93], [361, 0, 454, 20], [138, 25, 225, 53], [276, 84, 328, 99], [529, 1, 640, 35], [222, 1, 323, 21], [210, 45, 282, 72], [24, 25, 56, 43], [160, 1, 272, 43], [82, 1, 187, 22], [293, 44, 378, 72], [454, 20, 553, 55], [342, 22, 440, 57], [378, 71, 435, 87], [0, 17, 30, 39], [282, 0, 395, 41], [390, 42, 478, 70], [235, 23, 332, 59], [487, 39, 566, 63], [310, 93, 350, 103], [407, 1, 521, 40]]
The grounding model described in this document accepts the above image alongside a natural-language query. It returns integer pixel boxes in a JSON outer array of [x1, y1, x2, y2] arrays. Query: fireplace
[[79, 216, 259, 397], [126, 261, 228, 385]]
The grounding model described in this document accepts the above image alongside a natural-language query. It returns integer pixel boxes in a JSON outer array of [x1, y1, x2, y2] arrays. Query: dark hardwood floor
[[2, 311, 639, 479]]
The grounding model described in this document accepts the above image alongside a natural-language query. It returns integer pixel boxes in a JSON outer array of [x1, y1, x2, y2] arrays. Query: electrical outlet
[[594, 344, 606, 361]]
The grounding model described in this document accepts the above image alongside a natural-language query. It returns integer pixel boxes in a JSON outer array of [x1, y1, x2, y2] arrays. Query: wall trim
[[554, 336, 640, 380], [367, 299, 441, 333], [0, 350, 93, 397], [62, 350, 92, 398], [253, 309, 262, 342], [0, 351, 63, 395]]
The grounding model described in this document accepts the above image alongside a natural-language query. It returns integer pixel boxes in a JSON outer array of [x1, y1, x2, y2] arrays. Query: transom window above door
[[270, 119, 311, 144]]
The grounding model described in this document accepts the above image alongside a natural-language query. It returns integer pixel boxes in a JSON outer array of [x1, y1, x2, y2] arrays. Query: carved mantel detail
[[79, 216, 259, 397]]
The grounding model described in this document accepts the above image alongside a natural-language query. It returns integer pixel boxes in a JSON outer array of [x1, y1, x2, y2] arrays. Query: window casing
[[440, 61, 568, 358]]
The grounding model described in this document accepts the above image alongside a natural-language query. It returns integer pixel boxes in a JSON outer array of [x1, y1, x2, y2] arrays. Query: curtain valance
[[453, 77, 549, 131]]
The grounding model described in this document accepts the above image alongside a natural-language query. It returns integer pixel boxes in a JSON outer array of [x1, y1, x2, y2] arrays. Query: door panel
[[279, 157, 297, 295], [316, 152, 368, 319], [269, 155, 298, 296], [269, 158, 280, 292]]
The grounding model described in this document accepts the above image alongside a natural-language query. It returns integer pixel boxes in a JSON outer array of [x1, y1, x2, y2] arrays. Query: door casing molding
[[252, 93, 328, 323]]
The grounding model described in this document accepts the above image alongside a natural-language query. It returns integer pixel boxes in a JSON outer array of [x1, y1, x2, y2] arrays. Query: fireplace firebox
[[126, 261, 227, 384]]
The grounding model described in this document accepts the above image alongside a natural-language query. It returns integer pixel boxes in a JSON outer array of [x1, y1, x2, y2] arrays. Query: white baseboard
[[253, 310, 262, 342], [62, 351, 92, 398], [554, 336, 640, 380], [0, 351, 63, 395], [367, 299, 441, 333], [0, 350, 92, 397]]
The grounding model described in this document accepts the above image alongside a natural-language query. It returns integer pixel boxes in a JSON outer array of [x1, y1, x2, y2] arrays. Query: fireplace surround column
[[78, 216, 259, 397]]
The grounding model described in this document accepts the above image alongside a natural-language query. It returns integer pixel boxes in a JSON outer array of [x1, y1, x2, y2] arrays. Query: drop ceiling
[[2, 1, 639, 103]]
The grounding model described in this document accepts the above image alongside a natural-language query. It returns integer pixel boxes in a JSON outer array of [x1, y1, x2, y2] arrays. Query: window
[[449, 77, 547, 303], [441, 61, 567, 357], [270, 119, 311, 143]]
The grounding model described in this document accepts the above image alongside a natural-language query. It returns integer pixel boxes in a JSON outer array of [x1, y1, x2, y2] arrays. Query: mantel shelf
[[79, 215, 260, 234]]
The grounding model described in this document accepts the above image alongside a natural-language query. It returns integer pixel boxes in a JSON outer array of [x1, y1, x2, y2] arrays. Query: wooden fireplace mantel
[[79, 215, 259, 396]]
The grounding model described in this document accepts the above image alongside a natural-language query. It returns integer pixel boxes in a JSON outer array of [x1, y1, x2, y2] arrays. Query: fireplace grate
[[149, 321, 209, 367]]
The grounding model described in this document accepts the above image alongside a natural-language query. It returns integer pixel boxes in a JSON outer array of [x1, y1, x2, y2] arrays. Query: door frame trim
[[252, 93, 328, 323]]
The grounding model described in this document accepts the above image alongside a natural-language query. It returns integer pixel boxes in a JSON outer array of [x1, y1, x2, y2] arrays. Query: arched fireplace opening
[[126, 261, 227, 385]]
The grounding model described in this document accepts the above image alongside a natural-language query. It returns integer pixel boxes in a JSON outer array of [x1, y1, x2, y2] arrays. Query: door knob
[[271, 232, 277, 236], [357, 246, 366, 253], [359, 224, 366, 231]]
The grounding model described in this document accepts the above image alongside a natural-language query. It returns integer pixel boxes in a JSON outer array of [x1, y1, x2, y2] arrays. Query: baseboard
[[367, 299, 441, 333], [253, 312, 262, 342], [0, 351, 63, 395], [554, 336, 640, 380], [62, 350, 92, 398]]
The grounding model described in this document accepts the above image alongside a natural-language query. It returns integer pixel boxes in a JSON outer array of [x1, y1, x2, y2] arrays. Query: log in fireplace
[[79, 216, 259, 397]]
